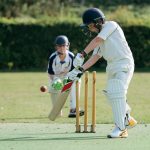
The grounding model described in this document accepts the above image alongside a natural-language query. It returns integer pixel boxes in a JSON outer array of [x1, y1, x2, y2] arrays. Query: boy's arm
[[67, 54, 101, 81], [73, 37, 103, 68], [48, 74, 54, 82], [82, 54, 101, 71], [84, 37, 103, 54]]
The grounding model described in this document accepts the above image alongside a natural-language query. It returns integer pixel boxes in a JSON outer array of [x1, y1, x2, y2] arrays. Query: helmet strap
[[93, 18, 105, 32]]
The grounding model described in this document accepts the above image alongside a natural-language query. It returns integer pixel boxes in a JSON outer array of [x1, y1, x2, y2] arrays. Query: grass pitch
[[0, 72, 150, 150], [0, 123, 150, 150], [0, 72, 150, 124]]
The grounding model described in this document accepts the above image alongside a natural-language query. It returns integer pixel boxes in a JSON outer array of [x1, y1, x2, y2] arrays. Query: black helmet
[[81, 8, 105, 36], [54, 35, 69, 45], [82, 8, 105, 26]]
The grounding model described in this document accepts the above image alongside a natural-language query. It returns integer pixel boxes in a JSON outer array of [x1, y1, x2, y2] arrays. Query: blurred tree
[[0, 0, 149, 18], [0, 0, 20, 18], [0, 0, 77, 18]]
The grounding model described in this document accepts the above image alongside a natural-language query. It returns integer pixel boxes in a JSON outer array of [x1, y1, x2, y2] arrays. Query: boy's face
[[87, 23, 99, 33], [55, 44, 69, 55]]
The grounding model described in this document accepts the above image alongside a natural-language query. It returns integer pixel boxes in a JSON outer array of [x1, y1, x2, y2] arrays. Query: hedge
[[0, 23, 149, 71]]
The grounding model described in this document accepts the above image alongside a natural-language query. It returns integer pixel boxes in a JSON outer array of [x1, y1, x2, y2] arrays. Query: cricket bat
[[48, 80, 73, 121]]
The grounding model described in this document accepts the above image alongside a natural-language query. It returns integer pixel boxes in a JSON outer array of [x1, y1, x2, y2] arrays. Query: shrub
[[0, 23, 149, 71]]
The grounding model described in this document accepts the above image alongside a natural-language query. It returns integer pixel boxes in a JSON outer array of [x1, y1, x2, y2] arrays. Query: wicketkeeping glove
[[51, 77, 64, 90]]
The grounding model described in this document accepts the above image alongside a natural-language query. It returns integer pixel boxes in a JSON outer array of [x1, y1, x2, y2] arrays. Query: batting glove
[[73, 51, 87, 68], [67, 67, 84, 81]]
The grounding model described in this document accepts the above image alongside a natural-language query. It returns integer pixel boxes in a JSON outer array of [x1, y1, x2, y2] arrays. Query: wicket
[[76, 71, 96, 133]]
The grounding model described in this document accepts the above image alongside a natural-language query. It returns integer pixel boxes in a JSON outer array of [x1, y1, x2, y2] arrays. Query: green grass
[[0, 123, 150, 150], [0, 72, 150, 124]]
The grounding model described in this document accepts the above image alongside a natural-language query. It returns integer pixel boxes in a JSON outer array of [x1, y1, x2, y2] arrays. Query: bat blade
[[48, 81, 73, 121]]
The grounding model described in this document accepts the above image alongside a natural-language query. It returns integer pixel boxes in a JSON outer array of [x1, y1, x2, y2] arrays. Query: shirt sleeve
[[92, 46, 102, 57], [97, 21, 118, 40], [47, 55, 55, 75], [68, 52, 74, 71]]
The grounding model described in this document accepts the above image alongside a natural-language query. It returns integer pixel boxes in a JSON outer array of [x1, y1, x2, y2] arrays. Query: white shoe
[[125, 115, 137, 129], [107, 126, 128, 138]]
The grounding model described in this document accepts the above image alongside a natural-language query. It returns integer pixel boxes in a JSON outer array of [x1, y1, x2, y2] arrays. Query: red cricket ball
[[40, 85, 47, 92]]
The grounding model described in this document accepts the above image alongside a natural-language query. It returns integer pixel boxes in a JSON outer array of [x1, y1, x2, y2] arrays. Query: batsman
[[67, 8, 137, 138]]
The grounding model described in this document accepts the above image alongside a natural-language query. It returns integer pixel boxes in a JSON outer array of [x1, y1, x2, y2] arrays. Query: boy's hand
[[51, 77, 64, 90], [67, 67, 84, 81], [73, 52, 86, 68]]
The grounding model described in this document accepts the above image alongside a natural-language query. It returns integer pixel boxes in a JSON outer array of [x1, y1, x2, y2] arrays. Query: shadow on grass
[[0, 135, 107, 141], [0, 117, 47, 121]]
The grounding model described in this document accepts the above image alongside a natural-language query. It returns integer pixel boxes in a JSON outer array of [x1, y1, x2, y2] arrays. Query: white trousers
[[106, 66, 134, 129], [107, 65, 134, 91]]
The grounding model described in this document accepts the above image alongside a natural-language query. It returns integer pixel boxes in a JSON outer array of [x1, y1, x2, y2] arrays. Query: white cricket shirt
[[48, 50, 74, 76], [93, 21, 134, 74]]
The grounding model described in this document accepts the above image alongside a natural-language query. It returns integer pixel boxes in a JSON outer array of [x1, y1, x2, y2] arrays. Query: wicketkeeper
[[67, 8, 137, 138], [47, 35, 84, 118]]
